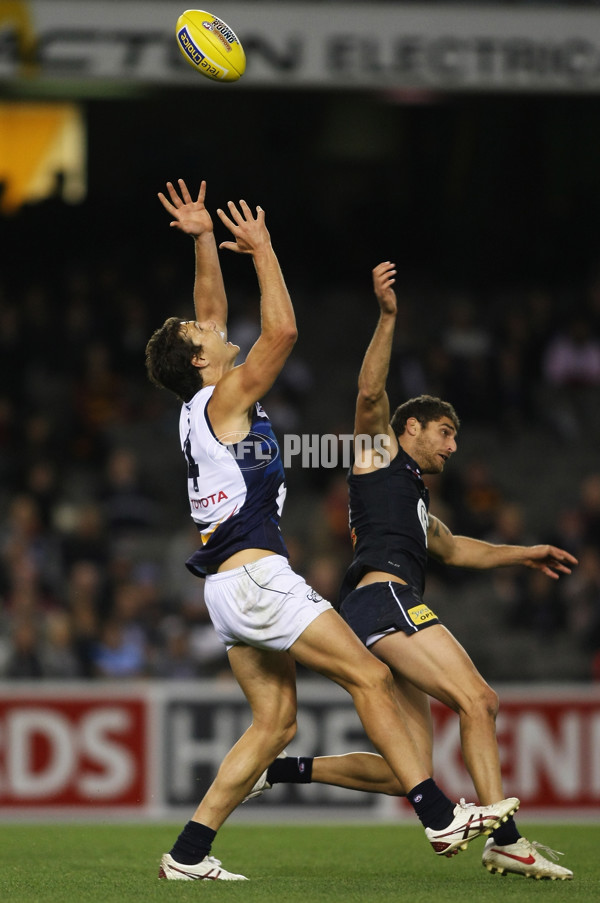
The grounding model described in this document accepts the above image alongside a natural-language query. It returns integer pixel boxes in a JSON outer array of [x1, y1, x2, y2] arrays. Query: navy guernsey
[[339, 447, 429, 604]]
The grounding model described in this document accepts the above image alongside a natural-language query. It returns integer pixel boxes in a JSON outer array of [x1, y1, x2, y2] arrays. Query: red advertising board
[[0, 691, 148, 808], [427, 691, 600, 814]]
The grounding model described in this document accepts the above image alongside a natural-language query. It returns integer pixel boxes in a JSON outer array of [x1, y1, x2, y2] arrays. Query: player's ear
[[405, 417, 419, 436], [191, 350, 207, 369]]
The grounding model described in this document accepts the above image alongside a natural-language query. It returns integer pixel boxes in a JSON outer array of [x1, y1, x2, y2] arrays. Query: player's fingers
[[555, 563, 572, 574], [158, 192, 177, 215], [216, 207, 236, 229], [237, 199, 254, 221], [165, 181, 183, 207], [196, 180, 207, 205], [219, 240, 242, 253], [178, 179, 193, 205], [226, 200, 245, 225]]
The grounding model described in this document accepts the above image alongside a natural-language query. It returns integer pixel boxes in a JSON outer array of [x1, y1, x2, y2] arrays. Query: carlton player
[[247, 261, 577, 881]]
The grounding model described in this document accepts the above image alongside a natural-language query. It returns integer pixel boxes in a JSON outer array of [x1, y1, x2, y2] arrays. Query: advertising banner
[[4, 2, 600, 93], [0, 681, 598, 819], [0, 685, 149, 811]]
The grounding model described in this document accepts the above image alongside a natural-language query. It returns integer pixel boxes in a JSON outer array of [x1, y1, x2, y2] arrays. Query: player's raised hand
[[158, 179, 214, 236], [217, 200, 271, 254], [372, 261, 397, 316]]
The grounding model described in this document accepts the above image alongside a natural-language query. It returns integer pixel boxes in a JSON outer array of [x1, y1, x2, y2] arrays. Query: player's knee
[[265, 715, 297, 754], [357, 655, 396, 696], [472, 684, 499, 721]]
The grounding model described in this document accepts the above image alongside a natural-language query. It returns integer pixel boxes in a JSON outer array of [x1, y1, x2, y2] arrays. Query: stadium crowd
[[1, 193, 600, 685]]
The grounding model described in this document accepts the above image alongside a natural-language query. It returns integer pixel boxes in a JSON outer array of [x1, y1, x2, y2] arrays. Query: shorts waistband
[[205, 554, 288, 583]]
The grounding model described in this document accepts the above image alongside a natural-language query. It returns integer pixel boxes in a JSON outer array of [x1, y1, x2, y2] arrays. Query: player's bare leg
[[193, 645, 299, 829], [310, 676, 432, 794], [289, 610, 431, 794], [373, 625, 504, 805]]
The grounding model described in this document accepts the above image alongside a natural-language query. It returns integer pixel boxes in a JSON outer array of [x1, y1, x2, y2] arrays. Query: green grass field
[[0, 822, 595, 902]]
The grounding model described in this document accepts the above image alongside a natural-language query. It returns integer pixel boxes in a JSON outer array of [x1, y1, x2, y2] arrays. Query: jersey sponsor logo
[[407, 604, 437, 625], [191, 490, 229, 509]]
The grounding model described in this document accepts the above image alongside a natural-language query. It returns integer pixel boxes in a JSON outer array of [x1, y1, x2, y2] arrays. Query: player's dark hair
[[390, 394, 460, 436], [145, 316, 203, 402]]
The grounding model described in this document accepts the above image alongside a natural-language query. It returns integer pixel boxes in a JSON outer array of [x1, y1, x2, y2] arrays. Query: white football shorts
[[204, 554, 333, 651]]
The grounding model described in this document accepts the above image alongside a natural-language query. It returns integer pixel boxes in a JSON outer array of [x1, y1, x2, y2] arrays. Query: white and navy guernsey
[[338, 447, 430, 605], [181, 386, 288, 576]]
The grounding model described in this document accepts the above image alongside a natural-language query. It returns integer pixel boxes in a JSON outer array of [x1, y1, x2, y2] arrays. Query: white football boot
[[158, 852, 247, 881], [425, 797, 520, 857], [482, 836, 573, 880]]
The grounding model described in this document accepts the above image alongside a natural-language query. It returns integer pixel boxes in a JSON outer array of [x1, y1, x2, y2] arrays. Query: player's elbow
[[264, 322, 297, 349], [282, 325, 298, 348], [357, 386, 382, 408]]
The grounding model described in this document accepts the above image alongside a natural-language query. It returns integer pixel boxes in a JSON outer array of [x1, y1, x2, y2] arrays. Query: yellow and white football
[[175, 9, 246, 82]]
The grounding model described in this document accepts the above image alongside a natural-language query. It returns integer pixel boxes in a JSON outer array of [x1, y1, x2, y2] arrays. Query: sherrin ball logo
[[175, 9, 246, 82]]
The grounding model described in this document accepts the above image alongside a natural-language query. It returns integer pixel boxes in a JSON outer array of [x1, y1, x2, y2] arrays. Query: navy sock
[[170, 821, 216, 865], [491, 815, 521, 845], [266, 756, 313, 784], [407, 778, 455, 830]]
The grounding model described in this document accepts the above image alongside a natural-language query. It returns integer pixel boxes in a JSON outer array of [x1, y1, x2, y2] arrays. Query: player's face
[[180, 320, 239, 365], [412, 418, 457, 474]]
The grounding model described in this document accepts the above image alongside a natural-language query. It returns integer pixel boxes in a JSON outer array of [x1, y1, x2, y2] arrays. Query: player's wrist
[[193, 229, 214, 242]]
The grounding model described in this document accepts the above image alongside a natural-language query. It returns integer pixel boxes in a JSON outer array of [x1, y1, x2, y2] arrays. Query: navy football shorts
[[339, 581, 440, 648]]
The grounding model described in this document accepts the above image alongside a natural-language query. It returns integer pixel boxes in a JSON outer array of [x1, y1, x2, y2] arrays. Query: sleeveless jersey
[[181, 386, 288, 576], [338, 447, 430, 604]]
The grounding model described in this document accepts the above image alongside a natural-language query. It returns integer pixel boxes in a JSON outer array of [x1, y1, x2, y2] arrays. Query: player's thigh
[[289, 609, 389, 692], [228, 643, 298, 730], [373, 624, 492, 714]]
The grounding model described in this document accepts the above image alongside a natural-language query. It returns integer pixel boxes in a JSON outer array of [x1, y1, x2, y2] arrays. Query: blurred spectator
[[507, 568, 566, 638], [441, 458, 504, 538], [541, 315, 600, 439], [562, 545, 600, 640], [0, 493, 62, 599], [440, 295, 493, 421], [153, 616, 198, 678], [4, 618, 43, 678], [98, 447, 159, 536], [91, 616, 147, 678], [40, 610, 82, 679], [59, 501, 109, 572], [71, 342, 125, 464], [64, 560, 106, 677]]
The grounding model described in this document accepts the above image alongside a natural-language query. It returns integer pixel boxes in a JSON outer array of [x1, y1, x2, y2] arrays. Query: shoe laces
[[529, 841, 565, 861], [458, 798, 476, 808], [204, 855, 223, 867]]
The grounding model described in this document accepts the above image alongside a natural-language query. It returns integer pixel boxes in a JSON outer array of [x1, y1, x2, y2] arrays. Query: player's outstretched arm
[[428, 516, 578, 579], [354, 262, 398, 467], [212, 199, 297, 415], [158, 178, 228, 330]]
